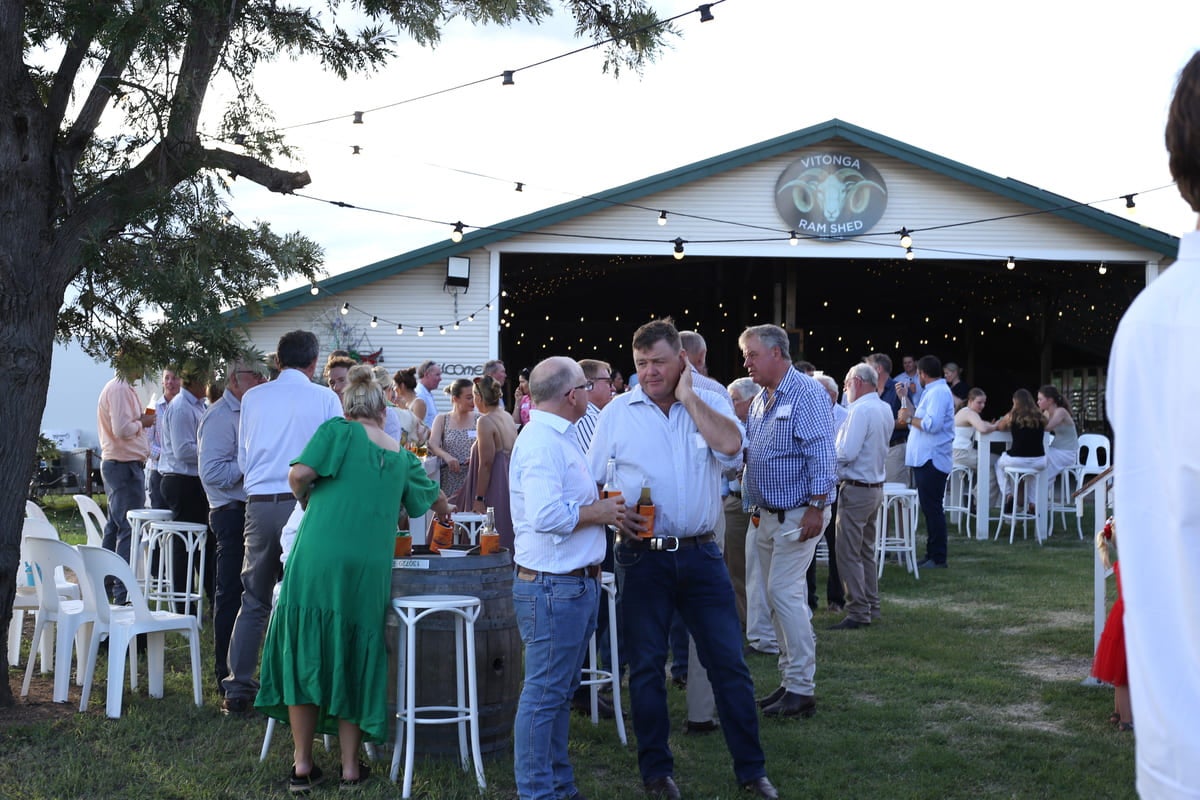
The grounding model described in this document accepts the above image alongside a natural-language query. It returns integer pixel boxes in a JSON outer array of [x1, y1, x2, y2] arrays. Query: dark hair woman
[[451, 375, 518, 550], [995, 388, 1047, 508]]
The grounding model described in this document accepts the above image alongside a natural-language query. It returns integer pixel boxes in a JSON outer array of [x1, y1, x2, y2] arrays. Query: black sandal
[[339, 761, 372, 790], [1118, 721, 1134, 733], [288, 763, 324, 794]]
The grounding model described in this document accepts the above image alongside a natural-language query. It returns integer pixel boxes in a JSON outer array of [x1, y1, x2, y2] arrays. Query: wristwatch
[[809, 497, 828, 510]]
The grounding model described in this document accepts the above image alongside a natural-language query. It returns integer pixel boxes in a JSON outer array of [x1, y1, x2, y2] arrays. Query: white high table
[[974, 431, 1049, 542]]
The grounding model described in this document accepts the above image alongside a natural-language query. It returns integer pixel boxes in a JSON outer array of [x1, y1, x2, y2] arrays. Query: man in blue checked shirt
[[739, 324, 837, 721]]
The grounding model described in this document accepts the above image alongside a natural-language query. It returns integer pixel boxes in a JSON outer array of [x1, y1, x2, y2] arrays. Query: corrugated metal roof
[[231, 118, 1179, 322]]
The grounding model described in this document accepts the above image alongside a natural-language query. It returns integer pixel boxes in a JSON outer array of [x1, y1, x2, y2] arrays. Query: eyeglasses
[[565, 381, 594, 397]]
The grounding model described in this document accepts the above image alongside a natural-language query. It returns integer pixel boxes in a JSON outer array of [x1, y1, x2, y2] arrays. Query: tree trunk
[[0, 258, 64, 709]]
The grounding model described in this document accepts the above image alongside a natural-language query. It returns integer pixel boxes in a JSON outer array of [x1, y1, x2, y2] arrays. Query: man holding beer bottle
[[509, 356, 625, 800], [587, 320, 778, 800]]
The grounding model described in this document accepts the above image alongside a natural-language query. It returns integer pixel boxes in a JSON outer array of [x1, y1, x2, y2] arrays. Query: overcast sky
[[218, 0, 1200, 282]]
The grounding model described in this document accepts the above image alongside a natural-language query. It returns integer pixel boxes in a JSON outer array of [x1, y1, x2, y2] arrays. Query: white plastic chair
[[20, 538, 95, 703], [1076, 434, 1111, 482], [25, 500, 48, 521], [73, 494, 107, 547], [9, 518, 82, 670], [76, 545, 202, 719]]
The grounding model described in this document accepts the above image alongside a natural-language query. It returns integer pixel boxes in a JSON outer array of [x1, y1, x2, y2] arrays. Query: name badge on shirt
[[774, 404, 792, 418]]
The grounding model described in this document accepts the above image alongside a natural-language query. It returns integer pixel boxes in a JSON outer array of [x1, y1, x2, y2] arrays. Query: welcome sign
[[774, 152, 888, 241]]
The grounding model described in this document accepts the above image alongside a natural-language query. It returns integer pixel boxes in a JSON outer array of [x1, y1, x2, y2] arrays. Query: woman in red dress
[[1092, 517, 1131, 731]]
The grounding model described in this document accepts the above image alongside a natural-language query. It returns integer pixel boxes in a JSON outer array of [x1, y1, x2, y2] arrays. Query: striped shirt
[[575, 402, 600, 454], [744, 367, 837, 510]]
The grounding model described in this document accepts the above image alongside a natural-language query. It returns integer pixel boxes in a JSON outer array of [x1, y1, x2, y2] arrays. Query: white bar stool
[[995, 467, 1039, 544], [876, 483, 920, 579], [579, 571, 626, 744], [126, 508, 174, 593], [943, 465, 975, 535], [1048, 468, 1082, 539], [389, 594, 485, 799], [450, 512, 488, 546], [144, 520, 208, 622]]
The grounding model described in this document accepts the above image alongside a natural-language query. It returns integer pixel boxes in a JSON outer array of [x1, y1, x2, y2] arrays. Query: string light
[[698, 3, 714, 22], [673, 237, 686, 260], [789, 230, 799, 246], [439, 325, 446, 335], [352, 111, 364, 124], [515, 182, 524, 192], [396, 323, 403, 335], [453, 320, 460, 330], [351, 145, 361, 155], [340, 302, 350, 314], [1006, 256, 1015, 270], [370, 315, 378, 327], [1123, 194, 1136, 210], [501, 70, 515, 86], [905, 247, 914, 261], [450, 222, 464, 243], [898, 228, 913, 249], [310, 284, 319, 295], [1099, 263, 1108, 275], [418, 326, 425, 336], [658, 210, 668, 226]]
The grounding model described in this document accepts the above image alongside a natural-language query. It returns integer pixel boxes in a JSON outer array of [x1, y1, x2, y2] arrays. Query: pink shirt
[[97, 376, 150, 462]]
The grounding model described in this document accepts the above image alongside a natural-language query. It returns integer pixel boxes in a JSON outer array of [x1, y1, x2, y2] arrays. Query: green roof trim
[[230, 118, 1179, 323]]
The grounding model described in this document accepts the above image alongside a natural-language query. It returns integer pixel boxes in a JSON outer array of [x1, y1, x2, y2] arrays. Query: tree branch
[[201, 147, 311, 194]]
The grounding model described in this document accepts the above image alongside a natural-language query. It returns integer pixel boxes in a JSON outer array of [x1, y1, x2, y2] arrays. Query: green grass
[[4, 500, 1134, 799]]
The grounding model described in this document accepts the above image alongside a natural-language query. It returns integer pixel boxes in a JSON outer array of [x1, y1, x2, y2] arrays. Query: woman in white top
[[1038, 384, 1078, 484], [954, 387, 1000, 506]]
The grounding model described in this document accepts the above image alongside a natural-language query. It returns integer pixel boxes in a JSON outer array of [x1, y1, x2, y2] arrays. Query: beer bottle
[[478, 506, 499, 554], [602, 457, 621, 501], [636, 478, 655, 539]]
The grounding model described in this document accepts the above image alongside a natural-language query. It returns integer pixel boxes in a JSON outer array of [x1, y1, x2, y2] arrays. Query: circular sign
[[774, 152, 888, 242]]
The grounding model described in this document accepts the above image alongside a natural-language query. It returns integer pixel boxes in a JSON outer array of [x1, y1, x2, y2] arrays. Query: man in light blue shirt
[[509, 356, 625, 800], [900, 355, 955, 568]]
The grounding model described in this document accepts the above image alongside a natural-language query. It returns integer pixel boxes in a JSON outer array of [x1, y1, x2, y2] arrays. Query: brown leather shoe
[[741, 776, 779, 799], [645, 775, 682, 800], [761, 691, 816, 718]]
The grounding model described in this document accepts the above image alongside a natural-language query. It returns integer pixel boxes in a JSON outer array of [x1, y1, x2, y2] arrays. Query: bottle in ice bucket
[[394, 530, 412, 558], [602, 457, 621, 502], [429, 517, 454, 553], [636, 478, 655, 539], [479, 507, 499, 555]]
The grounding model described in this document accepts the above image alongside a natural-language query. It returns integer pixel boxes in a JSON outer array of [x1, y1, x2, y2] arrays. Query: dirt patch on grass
[[1016, 654, 1093, 683], [994, 701, 1069, 734], [1, 668, 81, 729]]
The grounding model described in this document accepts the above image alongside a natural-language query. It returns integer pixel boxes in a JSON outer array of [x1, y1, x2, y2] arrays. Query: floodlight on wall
[[446, 255, 470, 289]]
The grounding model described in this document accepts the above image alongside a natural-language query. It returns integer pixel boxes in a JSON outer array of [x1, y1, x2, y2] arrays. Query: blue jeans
[[615, 539, 766, 785], [210, 502, 246, 692], [100, 460, 145, 603], [913, 461, 949, 565], [512, 572, 598, 800]]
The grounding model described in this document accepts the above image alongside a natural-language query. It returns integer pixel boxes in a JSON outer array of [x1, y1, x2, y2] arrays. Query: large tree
[[0, 0, 670, 706]]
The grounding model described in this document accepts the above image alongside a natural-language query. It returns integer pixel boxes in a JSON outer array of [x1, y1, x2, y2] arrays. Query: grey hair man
[[199, 357, 267, 692], [415, 359, 441, 428], [724, 377, 778, 657], [829, 362, 893, 630]]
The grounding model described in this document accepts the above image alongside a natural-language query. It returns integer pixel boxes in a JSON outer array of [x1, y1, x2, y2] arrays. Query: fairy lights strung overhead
[[673, 237, 686, 260]]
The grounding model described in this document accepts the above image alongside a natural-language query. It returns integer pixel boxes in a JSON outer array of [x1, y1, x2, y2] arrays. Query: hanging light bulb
[[515, 182, 524, 192], [468, 313, 475, 322], [899, 228, 912, 249], [439, 325, 446, 335], [1123, 194, 1136, 211], [310, 284, 319, 296], [352, 111, 364, 124], [789, 230, 799, 246], [698, 3, 714, 21], [658, 210, 668, 226], [418, 326, 425, 337], [1098, 263, 1108, 275], [340, 302, 350, 315], [1006, 256, 1015, 270], [673, 237, 685, 260], [905, 247, 915, 261], [453, 320, 460, 330], [450, 222, 464, 243], [370, 316, 378, 328], [396, 323, 403, 335], [501, 70, 515, 86]]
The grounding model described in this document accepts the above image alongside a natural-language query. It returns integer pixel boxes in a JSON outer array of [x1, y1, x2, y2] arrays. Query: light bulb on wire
[[1006, 256, 1015, 270], [673, 237, 686, 260], [789, 231, 799, 246], [898, 228, 913, 249], [370, 315, 378, 328], [905, 247, 914, 261], [340, 302, 349, 315], [396, 324, 403, 335], [310, 284, 319, 296], [657, 211, 668, 226], [450, 222, 464, 243]]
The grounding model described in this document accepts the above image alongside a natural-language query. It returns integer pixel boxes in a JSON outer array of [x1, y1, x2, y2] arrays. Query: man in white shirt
[[899, 355, 954, 569], [588, 320, 777, 800], [1107, 51, 1200, 800], [220, 331, 343, 715], [415, 360, 441, 429], [895, 354, 922, 405], [509, 356, 625, 800], [830, 363, 893, 629]]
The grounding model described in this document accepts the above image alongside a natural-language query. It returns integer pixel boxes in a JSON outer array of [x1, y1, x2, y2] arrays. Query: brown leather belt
[[247, 492, 295, 503], [842, 479, 883, 489], [516, 564, 602, 581]]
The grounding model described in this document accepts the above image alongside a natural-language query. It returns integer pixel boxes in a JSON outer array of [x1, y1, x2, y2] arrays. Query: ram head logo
[[778, 167, 887, 223]]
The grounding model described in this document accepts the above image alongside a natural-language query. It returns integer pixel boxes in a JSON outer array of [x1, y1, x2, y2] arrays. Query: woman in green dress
[[257, 364, 453, 791]]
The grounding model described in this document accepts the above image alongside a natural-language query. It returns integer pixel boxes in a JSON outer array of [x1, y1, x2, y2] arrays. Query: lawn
[[3, 497, 1134, 799]]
